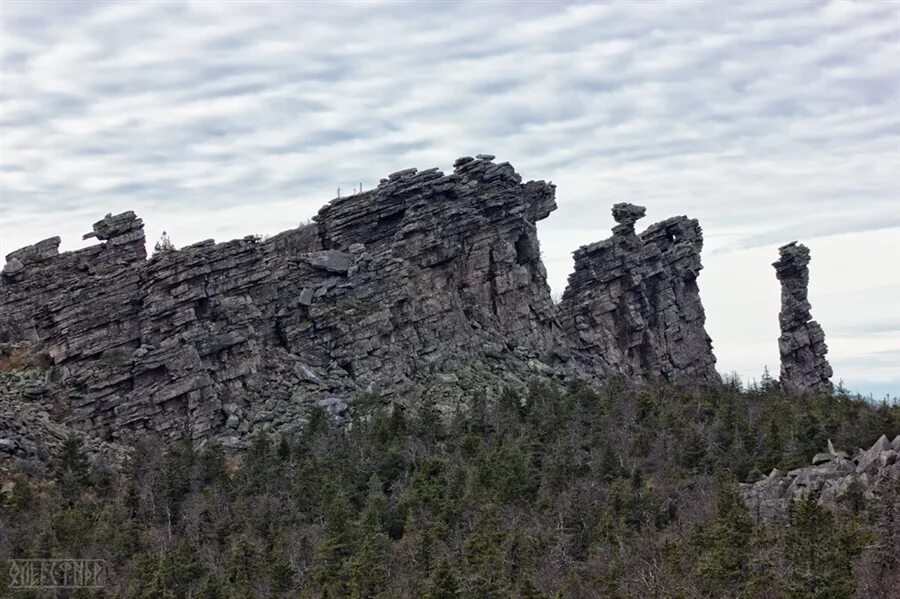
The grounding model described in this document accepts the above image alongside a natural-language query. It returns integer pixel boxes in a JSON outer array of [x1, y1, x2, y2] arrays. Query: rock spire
[[773, 242, 832, 392]]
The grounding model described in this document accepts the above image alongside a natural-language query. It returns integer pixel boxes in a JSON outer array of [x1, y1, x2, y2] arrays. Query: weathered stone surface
[[742, 436, 900, 522], [857, 434, 892, 474], [773, 242, 832, 393], [812, 452, 833, 465], [304, 250, 353, 274], [0, 342, 126, 468], [557, 203, 719, 386], [0, 157, 720, 446]]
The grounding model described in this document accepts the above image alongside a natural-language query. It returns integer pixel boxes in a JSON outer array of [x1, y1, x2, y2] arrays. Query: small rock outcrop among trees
[[743, 434, 900, 522]]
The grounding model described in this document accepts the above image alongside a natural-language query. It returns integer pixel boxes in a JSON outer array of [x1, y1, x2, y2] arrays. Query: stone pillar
[[557, 203, 719, 385], [773, 242, 832, 393]]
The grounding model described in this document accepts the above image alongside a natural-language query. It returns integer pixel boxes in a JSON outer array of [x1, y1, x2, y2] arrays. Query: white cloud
[[1, 0, 898, 395]]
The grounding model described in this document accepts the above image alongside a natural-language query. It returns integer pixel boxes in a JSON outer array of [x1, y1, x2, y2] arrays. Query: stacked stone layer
[[557, 203, 719, 386], [773, 242, 832, 392], [0, 157, 719, 445]]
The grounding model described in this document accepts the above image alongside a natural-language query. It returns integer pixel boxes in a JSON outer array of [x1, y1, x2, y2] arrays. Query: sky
[[1, 0, 898, 397]]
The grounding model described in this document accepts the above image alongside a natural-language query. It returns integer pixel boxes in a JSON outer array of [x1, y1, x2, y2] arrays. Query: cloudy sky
[[1, 0, 898, 397]]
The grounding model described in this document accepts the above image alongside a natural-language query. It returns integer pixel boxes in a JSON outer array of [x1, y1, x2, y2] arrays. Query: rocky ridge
[[0, 156, 719, 451]]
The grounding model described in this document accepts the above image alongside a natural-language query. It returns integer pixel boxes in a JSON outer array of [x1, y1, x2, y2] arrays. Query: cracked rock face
[[0, 158, 719, 445], [557, 203, 719, 386], [773, 242, 832, 393]]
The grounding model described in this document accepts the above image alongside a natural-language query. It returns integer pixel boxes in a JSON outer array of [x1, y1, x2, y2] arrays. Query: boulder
[[304, 250, 353, 274], [812, 452, 833, 465], [857, 435, 892, 474]]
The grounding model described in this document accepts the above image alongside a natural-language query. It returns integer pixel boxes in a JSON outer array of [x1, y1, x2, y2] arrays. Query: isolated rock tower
[[773, 242, 832, 392]]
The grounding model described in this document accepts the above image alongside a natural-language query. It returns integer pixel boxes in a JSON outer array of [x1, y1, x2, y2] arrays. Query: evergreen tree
[[425, 557, 460, 599], [783, 494, 863, 599], [694, 479, 756, 595], [313, 486, 355, 596], [349, 476, 391, 598], [153, 231, 176, 256], [462, 511, 509, 598], [53, 436, 91, 503]]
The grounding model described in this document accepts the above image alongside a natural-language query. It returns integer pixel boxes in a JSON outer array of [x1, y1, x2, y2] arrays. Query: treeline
[[1, 380, 898, 597]]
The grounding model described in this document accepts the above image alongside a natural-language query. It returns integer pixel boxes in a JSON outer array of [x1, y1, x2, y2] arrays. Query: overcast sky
[[1, 0, 898, 397]]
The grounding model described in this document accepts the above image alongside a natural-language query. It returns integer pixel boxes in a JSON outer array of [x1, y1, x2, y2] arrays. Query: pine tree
[[313, 486, 354, 596], [463, 511, 509, 598], [694, 480, 755, 595], [425, 557, 460, 599], [866, 478, 900, 595], [349, 476, 391, 598], [783, 494, 863, 599], [153, 231, 176, 256], [54, 436, 91, 503]]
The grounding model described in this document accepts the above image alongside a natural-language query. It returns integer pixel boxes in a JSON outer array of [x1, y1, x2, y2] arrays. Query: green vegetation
[[1, 382, 898, 597]]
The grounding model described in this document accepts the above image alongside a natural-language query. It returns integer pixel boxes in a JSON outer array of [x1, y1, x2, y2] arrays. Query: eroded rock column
[[558, 203, 719, 385], [773, 242, 832, 393]]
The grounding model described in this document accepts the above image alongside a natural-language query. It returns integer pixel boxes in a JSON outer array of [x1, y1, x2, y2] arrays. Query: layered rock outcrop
[[773, 242, 832, 393], [742, 435, 900, 522], [557, 203, 719, 385], [0, 157, 719, 446]]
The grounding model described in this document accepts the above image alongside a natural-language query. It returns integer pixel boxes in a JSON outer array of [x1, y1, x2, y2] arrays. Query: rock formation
[[773, 242, 832, 392], [0, 156, 719, 448], [557, 203, 719, 386], [742, 435, 900, 522]]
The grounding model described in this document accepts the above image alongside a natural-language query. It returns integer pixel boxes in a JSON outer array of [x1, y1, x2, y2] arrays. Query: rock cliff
[[0, 156, 719, 448], [773, 242, 832, 393]]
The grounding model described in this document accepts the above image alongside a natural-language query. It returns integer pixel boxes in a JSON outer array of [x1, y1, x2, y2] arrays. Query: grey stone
[[557, 206, 719, 386], [744, 436, 900, 522], [304, 250, 353, 274], [610, 203, 647, 235], [857, 435, 892, 473], [773, 242, 832, 393], [316, 396, 348, 414], [0, 156, 722, 448], [1, 258, 24, 277], [299, 288, 314, 306], [812, 452, 833, 465], [294, 362, 321, 383]]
